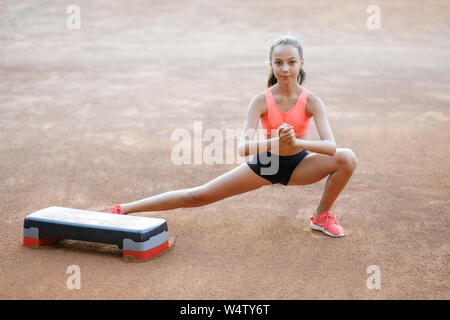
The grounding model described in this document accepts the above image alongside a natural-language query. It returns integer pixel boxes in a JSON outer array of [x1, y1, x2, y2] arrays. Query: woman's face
[[270, 44, 304, 83]]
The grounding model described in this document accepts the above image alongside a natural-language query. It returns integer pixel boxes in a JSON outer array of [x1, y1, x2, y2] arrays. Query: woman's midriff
[[266, 135, 307, 156]]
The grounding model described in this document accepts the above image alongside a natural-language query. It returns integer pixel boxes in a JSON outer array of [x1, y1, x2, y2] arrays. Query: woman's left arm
[[294, 94, 336, 156]]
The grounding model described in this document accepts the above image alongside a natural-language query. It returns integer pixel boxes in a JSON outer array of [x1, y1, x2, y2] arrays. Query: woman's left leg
[[287, 148, 358, 216]]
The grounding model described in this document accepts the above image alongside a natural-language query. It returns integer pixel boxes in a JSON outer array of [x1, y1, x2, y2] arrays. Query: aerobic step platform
[[23, 206, 169, 260]]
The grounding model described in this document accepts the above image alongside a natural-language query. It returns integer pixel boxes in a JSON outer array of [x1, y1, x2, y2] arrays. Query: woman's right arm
[[238, 93, 282, 157]]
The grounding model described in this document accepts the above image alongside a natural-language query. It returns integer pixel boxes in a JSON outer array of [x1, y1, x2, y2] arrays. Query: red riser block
[[23, 237, 59, 247], [123, 240, 169, 260]]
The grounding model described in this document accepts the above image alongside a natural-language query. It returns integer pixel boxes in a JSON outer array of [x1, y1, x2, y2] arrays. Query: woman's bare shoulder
[[249, 91, 267, 117], [305, 90, 324, 117]]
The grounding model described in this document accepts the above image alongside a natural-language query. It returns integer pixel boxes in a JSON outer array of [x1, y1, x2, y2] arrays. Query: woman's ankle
[[120, 204, 131, 214], [314, 207, 330, 217]]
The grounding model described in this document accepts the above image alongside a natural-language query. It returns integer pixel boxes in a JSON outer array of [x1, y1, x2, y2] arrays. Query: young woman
[[107, 36, 357, 237]]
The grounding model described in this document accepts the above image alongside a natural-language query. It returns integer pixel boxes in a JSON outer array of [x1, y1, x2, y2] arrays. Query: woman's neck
[[274, 82, 301, 97]]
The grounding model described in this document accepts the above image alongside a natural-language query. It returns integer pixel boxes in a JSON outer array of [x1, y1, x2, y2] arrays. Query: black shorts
[[246, 149, 309, 186]]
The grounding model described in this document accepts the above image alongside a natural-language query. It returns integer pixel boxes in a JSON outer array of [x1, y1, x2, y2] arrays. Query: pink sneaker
[[107, 204, 124, 215], [310, 211, 344, 237]]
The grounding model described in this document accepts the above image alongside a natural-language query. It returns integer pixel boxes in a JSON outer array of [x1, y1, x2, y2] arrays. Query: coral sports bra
[[260, 87, 311, 136]]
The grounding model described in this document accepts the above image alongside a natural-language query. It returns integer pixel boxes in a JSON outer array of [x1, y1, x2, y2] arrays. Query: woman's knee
[[185, 186, 214, 207], [335, 148, 358, 172]]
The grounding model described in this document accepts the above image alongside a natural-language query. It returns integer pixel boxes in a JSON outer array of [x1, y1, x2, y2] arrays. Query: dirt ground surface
[[1, 0, 449, 300]]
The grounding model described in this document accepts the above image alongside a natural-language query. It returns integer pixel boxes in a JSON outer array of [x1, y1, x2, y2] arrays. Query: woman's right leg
[[120, 162, 272, 214]]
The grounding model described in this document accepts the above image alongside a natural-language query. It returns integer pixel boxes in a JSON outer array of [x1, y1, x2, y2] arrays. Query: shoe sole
[[310, 222, 344, 237]]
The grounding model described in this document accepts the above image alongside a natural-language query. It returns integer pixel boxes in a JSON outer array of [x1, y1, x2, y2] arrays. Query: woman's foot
[[310, 211, 344, 237], [107, 204, 124, 215]]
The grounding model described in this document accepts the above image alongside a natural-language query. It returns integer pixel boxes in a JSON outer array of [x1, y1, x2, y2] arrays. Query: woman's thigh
[[192, 162, 272, 204], [286, 151, 339, 186]]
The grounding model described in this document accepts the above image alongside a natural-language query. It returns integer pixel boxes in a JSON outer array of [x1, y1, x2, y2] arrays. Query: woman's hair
[[267, 35, 306, 87]]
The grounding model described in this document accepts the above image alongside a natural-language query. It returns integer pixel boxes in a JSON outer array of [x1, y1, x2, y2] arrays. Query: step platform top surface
[[25, 206, 166, 231]]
